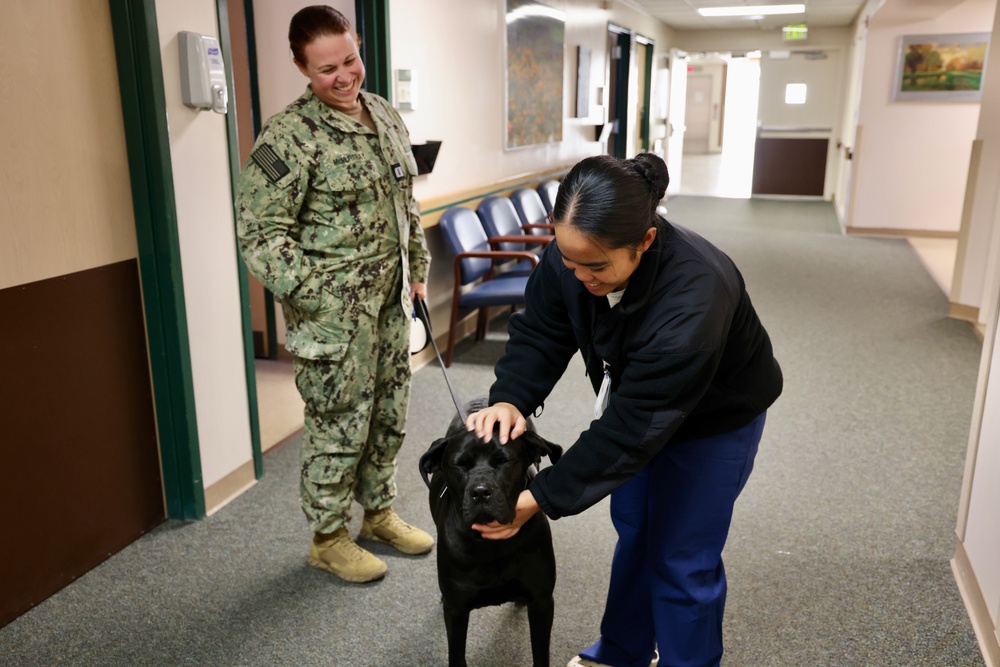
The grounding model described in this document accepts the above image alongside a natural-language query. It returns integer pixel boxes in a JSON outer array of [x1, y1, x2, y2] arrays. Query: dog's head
[[419, 428, 562, 527]]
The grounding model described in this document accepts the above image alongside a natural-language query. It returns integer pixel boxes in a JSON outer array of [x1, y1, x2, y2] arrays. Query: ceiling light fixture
[[505, 5, 566, 23], [698, 4, 805, 17]]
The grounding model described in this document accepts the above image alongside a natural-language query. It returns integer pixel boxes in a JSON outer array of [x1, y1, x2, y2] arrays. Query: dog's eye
[[453, 456, 474, 471], [488, 452, 509, 469]]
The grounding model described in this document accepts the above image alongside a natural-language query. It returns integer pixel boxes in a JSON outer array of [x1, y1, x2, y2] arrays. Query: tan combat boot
[[360, 508, 435, 555], [308, 527, 387, 583]]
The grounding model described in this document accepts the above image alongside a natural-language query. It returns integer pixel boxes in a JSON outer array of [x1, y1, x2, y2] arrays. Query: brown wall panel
[[0, 260, 164, 627], [752, 137, 828, 197]]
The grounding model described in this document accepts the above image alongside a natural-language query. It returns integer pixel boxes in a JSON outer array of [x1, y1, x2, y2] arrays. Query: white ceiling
[[627, 0, 868, 31]]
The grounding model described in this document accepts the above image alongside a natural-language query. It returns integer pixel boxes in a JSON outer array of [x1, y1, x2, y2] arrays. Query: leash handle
[[415, 298, 467, 423]]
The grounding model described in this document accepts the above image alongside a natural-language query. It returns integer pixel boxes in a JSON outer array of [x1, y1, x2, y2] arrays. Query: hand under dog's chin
[[465, 508, 514, 527]]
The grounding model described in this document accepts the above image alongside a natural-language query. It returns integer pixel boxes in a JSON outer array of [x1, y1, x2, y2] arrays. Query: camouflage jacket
[[236, 87, 429, 359]]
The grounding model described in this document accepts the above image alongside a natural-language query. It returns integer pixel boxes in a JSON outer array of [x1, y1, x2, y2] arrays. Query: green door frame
[[217, 0, 265, 481], [107, 0, 205, 520], [241, 0, 279, 360], [610, 27, 631, 159], [108, 0, 271, 518], [609, 27, 655, 157], [356, 0, 392, 100], [638, 35, 655, 153]]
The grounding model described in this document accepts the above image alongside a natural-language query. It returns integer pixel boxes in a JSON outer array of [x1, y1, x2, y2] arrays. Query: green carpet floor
[[0, 196, 985, 666]]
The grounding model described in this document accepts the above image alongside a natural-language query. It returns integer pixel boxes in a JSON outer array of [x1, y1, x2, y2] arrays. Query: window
[[785, 83, 807, 104]]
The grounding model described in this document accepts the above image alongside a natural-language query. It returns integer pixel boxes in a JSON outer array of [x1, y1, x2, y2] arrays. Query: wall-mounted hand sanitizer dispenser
[[179, 31, 228, 114]]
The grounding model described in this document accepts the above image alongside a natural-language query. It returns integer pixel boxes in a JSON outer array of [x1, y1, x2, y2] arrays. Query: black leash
[[414, 298, 467, 423]]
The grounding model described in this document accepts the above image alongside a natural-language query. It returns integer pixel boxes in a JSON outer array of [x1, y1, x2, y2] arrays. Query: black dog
[[419, 401, 563, 667]]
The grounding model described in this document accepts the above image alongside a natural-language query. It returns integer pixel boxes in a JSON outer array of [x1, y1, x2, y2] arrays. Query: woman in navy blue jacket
[[466, 152, 782, 667]]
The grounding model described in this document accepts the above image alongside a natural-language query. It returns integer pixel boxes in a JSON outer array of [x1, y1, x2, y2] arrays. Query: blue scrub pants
[[578, 412, 766, 667]]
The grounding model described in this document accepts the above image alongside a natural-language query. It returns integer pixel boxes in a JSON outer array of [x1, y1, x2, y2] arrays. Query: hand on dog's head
[[420, 425, 563, 486], [419, 426, 562, 527]]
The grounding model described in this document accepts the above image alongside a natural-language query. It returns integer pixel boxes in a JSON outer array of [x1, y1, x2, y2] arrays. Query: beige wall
[[154, 0, 254, 498], [388, 0, 674, 204], [851, 0, 995, 234], [386, 0, 675, 333], [954, 4, 1000, 652], [952, 0, 1000, 323], [0, 1, 137, 290], [673, 26, 852, 55], [390, 0, 601, 203]]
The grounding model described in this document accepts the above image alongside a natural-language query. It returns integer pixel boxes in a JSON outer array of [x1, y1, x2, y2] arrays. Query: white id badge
[[595, 363, 611, 418]]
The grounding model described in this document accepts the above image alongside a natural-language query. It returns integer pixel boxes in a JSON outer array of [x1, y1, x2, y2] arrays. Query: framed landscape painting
[[893, 33, 990, 101], [504, 0, 565, 149]]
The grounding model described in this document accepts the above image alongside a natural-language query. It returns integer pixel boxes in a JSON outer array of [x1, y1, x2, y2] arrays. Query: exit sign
[[783, 24, 808, 41]]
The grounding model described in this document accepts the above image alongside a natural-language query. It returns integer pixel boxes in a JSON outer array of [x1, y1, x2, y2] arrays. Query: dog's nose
[[470, 484, 492, 503]]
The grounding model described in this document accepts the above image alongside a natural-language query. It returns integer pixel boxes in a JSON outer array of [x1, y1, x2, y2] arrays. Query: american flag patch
[[250, 143, 291, 184]]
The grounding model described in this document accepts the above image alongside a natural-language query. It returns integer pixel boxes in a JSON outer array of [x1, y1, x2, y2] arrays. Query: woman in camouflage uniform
[[236, 5, 433, 583]]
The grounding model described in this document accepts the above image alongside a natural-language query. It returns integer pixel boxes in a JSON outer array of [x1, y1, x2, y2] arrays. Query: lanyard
[[595, 360, 611, 418]]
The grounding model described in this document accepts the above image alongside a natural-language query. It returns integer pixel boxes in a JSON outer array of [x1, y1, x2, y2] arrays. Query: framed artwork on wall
[[893, 33, 990, 102], [504, 0, 565, 149]]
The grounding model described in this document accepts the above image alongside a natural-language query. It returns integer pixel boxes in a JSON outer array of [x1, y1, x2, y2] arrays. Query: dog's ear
[[518, 431, 563, 466], [418, 437, 450, 488]]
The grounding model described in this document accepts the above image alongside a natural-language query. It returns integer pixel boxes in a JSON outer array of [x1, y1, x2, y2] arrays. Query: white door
[[684, 74, 713, 154], [665, 49, 688, 195], [753, 49, 843, 197]]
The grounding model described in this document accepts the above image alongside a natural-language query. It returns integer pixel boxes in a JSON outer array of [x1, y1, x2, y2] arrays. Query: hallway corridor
[[0, 197, 984, 666]]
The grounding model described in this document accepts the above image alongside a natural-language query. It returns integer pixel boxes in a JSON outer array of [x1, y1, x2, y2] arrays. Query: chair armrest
[[454, 251, 539, 266], [522, 223, 555, 231], [487, 234, 554, 246], [453, 251, 539, 283]]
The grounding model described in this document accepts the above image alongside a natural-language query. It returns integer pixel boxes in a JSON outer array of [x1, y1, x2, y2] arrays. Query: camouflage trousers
[[293, 266, 412, 535]]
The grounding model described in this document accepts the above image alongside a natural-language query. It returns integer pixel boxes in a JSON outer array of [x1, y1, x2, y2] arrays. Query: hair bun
[[630, 153, 670, 201]]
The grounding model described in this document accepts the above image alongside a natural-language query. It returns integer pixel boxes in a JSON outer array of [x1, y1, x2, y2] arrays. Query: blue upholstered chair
[[537, 179, 560, 215], [476, 196, 554, 254], [438, 207, 539, 367], [510, 188, 555, 236]]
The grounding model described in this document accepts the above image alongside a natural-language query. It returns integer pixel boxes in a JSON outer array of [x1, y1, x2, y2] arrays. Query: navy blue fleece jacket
[[488, 219, 783, 519]]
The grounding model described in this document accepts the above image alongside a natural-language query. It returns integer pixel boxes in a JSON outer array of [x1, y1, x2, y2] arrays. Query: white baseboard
[[952, 539, 1000, 667]]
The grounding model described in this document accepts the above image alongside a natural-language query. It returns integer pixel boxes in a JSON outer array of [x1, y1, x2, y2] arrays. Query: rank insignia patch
[[250, 143, 291, 184]]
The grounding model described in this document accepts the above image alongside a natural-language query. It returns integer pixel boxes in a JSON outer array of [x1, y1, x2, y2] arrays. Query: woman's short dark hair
[[552, 152, 669, 250], [288, 5, 356, 66]]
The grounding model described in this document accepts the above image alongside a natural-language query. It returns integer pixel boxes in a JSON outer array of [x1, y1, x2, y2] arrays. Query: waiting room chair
[[537, 179, 560, 215], [510, 188, 555, 237], [438, 206, 539, 367], [476, 196, 554, 254]]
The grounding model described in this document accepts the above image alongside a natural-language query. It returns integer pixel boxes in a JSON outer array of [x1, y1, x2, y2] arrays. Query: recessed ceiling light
[[698, 4, 805, 17]]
